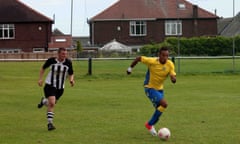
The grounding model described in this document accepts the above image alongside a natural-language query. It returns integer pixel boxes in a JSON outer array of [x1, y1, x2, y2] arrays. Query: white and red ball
[[158, 128, 171, 140]]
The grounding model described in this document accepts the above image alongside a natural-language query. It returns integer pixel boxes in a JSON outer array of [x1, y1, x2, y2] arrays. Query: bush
[[164, 36, 240, 56], [139, 42, 175, 56], [137, 36, 240, 56]]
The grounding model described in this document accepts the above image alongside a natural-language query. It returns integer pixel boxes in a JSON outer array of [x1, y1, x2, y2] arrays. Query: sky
[[20, 0, 240, 37]]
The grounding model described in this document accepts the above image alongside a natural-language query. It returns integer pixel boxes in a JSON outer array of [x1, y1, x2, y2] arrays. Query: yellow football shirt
[[141, 56, 176, 90]]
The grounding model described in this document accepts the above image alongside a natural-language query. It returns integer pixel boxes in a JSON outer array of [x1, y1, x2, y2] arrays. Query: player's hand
[[38, 79, 43, 87], [126, 67, 132, 75], [170, 75, 176, 84], [70, 80, 75, 87]]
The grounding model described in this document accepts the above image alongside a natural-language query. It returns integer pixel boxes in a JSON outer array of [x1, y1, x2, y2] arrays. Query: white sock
[[47, 112, 54, 124], [42, 98, 48, 106]]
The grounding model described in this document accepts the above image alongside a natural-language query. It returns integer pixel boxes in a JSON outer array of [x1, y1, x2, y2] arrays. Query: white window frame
[[0, 49, 20, 53], [165, 20, 182, 36], [55, 38, 67, 42], [129, 21, 147, 36], [0, 24, 15, 39], [33, 48, 45, 53]]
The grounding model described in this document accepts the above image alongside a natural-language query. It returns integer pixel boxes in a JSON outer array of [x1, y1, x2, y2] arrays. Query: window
[[33, 48, 45, 53], [165, 20, 182, 36], [178, 3, 186, 9], [129, 21, 146, 36], [0, 24, 15, 39], [0, 49, 20, 53], [55, 38, 67, 42]]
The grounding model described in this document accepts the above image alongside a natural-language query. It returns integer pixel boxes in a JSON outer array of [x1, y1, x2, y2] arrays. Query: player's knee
[[162, 103, 168, 108], [157, 105, 167, 112], [48, 96, 56, 107], [48, 99, 55, 107], [159, 100, 168, 108], [48, 102, 55, 108], [157, 101, 168, 112]]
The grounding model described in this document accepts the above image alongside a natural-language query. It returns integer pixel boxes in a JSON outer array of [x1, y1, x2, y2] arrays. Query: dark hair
[[159, 46, 169, 54], [58, 47, 67, 53]]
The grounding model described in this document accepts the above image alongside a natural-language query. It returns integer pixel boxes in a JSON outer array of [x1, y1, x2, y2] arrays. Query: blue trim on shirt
[[144, 69, 150, 86]]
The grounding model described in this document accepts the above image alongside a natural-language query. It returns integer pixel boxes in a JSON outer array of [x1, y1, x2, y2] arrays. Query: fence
[[0, 52, 77, 61], [1, 53, 240, 74], [73, 56, 240, 75], [0, 51, 131, 61], [173, 56, 240, 74]]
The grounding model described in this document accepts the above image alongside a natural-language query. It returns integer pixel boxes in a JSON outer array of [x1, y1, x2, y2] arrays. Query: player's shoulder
[[65, 58, 72, 63], [167, 59, 174, 63], [64, 58, 73, 65], [46, 57, 57, 63], [141, 56, 158, 65], [166, 59, 175, 66], [47, 57, 57, 61], [141, 56, 157, 61], [43, 57, 57, 69]]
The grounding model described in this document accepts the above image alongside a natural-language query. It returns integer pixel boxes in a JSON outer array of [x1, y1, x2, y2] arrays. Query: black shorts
[[44, 84, 64, 100]]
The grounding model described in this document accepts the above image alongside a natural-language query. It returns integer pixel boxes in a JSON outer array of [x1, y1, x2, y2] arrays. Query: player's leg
[[150, 99, 167, 125], [37, 88, 48, 108], [55, 89, 64, 102], [37, 97, 49, 108], [38, 87, 63, 108], [43, 84, 57, 131], [145, 88, 166, 136], [46, 89, 64, 131], [47, 96, 56, 130], [144, 88, 159, 135]]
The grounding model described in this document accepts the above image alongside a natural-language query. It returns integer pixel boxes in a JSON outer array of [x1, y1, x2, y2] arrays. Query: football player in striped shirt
[[37, 47, 75, 131], [127, 47, 176, 136]]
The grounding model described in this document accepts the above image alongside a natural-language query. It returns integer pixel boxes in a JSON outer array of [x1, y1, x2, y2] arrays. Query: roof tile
[[91, 0, 218, 21], [0, 0, 53, 23]]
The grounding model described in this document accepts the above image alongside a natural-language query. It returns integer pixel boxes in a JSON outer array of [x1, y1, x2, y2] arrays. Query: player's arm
[[38, 68, 45, 87], [38, 58, 52, 87], [169, 61, 176, 84], [68, 60, 75, 87], [170, 74, 176, 84], [126, 56, 141, 74], [69, 74, 75, 87]]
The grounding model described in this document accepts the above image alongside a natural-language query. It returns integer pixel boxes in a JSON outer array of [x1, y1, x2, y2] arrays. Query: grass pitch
[[0, 60, 239, 144]]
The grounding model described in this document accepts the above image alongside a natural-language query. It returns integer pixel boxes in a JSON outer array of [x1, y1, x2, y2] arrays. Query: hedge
[[139, 36, 240, 56]]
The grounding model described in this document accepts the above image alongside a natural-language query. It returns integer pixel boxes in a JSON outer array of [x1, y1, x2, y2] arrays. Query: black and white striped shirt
[[43, 57, 74, 89]]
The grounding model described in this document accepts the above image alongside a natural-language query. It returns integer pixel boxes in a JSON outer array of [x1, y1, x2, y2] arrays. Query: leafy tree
[[76, 40, 83, 58]]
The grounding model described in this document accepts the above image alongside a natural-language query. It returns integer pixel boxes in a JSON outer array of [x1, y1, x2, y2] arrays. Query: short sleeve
[[42, 57, 55, 69], [168, 60, 176, 76]]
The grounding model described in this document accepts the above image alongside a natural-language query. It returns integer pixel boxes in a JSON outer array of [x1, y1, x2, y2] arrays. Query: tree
[[76, 40, 83, 58]]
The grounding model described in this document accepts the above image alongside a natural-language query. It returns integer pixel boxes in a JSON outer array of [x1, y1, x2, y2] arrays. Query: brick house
[[48, 28, 72, 52], [89, 0, 218, 48], [0, 0, 53, 53]]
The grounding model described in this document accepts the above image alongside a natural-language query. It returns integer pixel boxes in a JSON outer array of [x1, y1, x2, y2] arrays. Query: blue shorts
[[144, 88, 164, 108]]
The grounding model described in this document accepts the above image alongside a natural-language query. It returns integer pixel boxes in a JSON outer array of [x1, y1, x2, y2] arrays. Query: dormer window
[[178, 3, 186, 10]]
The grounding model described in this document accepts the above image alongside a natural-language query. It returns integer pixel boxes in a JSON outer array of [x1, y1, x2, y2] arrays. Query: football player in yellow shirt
[[127, 47, 176, 136]]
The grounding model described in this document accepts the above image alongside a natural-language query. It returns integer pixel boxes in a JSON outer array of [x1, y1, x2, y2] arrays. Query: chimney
[[193, 5, 198, 18], [192, 5, 198, 36]]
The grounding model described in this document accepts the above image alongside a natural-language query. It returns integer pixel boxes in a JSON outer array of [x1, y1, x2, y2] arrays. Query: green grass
[[175, 58, 240, 74], [0, 60, 239, 144]]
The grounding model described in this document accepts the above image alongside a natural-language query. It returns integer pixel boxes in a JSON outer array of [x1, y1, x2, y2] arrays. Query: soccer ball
[[158, 127, 171, 140]]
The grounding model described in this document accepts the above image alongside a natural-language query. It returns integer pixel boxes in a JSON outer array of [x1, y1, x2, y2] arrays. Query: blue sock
[[148, 110, 162, 125]]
